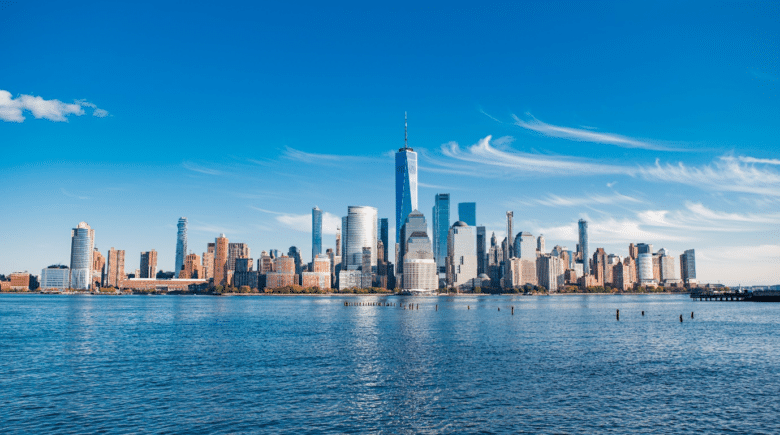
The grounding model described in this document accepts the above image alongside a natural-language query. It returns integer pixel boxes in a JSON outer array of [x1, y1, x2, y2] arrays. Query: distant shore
[[2, 291, 690, 297]]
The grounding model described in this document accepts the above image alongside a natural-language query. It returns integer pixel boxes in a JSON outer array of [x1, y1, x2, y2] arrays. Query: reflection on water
[[1, 294, 779, 434]]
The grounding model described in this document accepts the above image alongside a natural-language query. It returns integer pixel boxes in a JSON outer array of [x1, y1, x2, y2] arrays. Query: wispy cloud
[[535, 192, 641, 207], [511, 113, 681, 151], [60, 188, 90, 200], [188, 222, 238, 235], [283, 146, 379, 165], [252, 206, 341, 235], [439, 136, 780, 197], [182, 161, 222, 175], [75, 99, 110, 118], [739, 156, 780, 165]]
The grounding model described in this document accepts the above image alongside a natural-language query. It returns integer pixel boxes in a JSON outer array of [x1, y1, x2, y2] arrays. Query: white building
[[69, 222, 95, 290], [514, 232, 536, 259], [40, 265, 69, 290], [403, 232, 437, 294], [446, 222, 478, 291], [637, 253, 657, 286], [538, 254, 565, 292], [341, 206, 378, 272]]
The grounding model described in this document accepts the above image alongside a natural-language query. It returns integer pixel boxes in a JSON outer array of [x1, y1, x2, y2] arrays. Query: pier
[[691, 290, 780, 302]]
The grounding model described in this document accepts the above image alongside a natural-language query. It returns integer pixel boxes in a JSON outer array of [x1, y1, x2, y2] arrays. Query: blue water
[[1, 294, 779, 434]]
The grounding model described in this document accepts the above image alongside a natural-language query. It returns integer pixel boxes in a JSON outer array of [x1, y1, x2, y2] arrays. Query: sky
[[1, 0, 778, 285]]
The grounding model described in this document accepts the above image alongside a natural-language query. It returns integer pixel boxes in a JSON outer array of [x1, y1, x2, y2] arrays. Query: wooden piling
[[680, 314, 683, 322], [691, 311, 694, 319], [641, 311, 644, 316], [435, 304, 438, 311], [511, 306, 514, 315], [616, 309, 620, 321]]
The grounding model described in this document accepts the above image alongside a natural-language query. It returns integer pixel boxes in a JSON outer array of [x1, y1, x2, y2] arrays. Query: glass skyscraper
[[432, 193, 450, 275], [175, 217, 187, 276], [398, 210, 428, 276], [342, 206, 378, 271], [69, 221, 95, 290], [681, 249, 696, 284], [458, 202, 476, 226], [378, 218, 389, 261], [395, 113, 418, 243], [578, 219, 589, 275], [312, 206, 322, 262]]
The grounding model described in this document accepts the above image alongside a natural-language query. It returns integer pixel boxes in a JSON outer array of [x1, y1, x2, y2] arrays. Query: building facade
[[140, 250, 158, 279], [106, 248, 125, 287], [175, 217, 187, 278], [312, 206, 322, 262], [41, 265, 69, 290], [514, 232, 536, 260], [578, 219, 589, 275], [432, 193, 450, 276], [446, 222, 478, 291], [680, 249, 697, 285], [214, 234, 229, 286], [69, 222, 95, 290], [395, 113, 418, 243], [342, 206, 378, 272]]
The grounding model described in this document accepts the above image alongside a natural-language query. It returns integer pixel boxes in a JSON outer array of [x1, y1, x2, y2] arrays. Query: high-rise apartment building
[[432, 194, 450, 275], [228, 243, 250, 272], [446, 221, 478, 291], [537, 234, 546, 255], [181, 253, 203, 279], [335, 226, 341, 257], [140, 250, 158, 279], [288, 246, 303, 276], [395, 113, 418, 243], [505, 211, 514, 260], [69, 222, 95, 290], [578, 219, 589, 275], [92, 248, 105, 288], [680, 249, 697, 285], [214, 234, 229, 286], [106, 247, 125, 287], [538, 254, 565, 292], [342, 206, 378, 272], [312, 206, 322, 262], [458, 202, 476, 226], [637, 253, 656, 286], [175, 217, 187, 276]]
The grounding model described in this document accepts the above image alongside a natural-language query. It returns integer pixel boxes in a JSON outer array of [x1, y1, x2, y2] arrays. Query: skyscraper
[[446, 221, 478, 291], [214, 234, 229, 286], [505, 211, 514, 260], [458, 202, 476, 226], [106, 247, 125, 287], [578, 219, 589, 275], [228, 243, 250, 272], [378, 218, 389, 262], [537, 234, 546, 255], [398, 210, 428, 274], [402, 230, 437, 294], [432, 193, 450, 275], [395, 112, 418, 243], [140, 250, 158, 278], [342, 206, 378, 271], [514, 232, 535, 259], [476, 226, 487, 275], [175, 217, 187, 277], [69, 222, 95, 290], [680, 249, 697, 284], [312, 206, 322, 262]]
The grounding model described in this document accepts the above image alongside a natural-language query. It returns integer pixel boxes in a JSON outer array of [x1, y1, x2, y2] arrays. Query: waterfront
[[1, 294, 779, 434]]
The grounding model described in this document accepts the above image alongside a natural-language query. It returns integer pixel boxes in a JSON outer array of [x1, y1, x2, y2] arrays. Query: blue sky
[[1, 0, 778, 285]]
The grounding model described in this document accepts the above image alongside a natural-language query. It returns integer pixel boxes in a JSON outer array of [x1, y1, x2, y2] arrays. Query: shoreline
[[1, 291, 690, 297]]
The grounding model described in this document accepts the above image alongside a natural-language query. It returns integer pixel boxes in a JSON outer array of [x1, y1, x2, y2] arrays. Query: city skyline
[[1, 2, 779, 286]]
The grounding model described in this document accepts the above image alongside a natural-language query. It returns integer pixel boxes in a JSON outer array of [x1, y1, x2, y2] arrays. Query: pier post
[[616, 309, 620, 321]]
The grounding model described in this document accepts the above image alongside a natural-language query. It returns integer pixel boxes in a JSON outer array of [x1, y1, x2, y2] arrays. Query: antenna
[[404, 111, 408, 149]]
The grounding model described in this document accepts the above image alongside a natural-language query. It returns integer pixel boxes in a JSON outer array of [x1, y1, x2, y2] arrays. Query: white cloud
[[251, 207, 342, 235], [511, 113, 680, 151], [738, 156, 780, 165], [0, 90, 108, 122], [535, 192, 641, 207], [438, 136, 780, 197], [182, 161, 222, 175]]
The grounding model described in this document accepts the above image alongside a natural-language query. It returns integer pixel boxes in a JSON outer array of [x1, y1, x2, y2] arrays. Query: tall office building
[[636, 243, 653, 255], [40, 265, 69, 290], [680, 249, 697, 284], [175, 217, 187, 277], [140, 250, 158, 278], [505, 211, 514, 260], [214, 234, 229, 286], [514, 232, 536, 259], [637, 253, 656, 286], [402, 230, 437, 294], [288, 246, 303, 276], [378, 218, 389, 262], [312, 207, 323, 262], [432, 194, 450, 275], [106, 248, 125, 287], [578, 219, 589, 275], [398, 210, 428, 276], [69, 222, 95, 290], [395, 112, 418, 243], [458, 202, 476, 226], [342, 206, 378, 271], [476, 226, 487, 275], [537, 234, 546, 255], [446, 221, 478, 291]]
